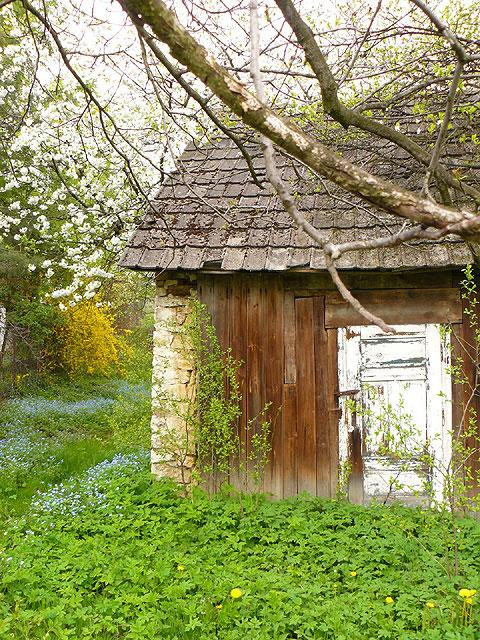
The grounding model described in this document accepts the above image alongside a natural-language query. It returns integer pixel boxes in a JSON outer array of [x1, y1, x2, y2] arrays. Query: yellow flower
[[350, 571, 357, 577], [426, 602, 435, 609], [177, 564, 185, 572], [215, 604, 223, 610], [459, 588, 476, 599], [385, 597, 394, 604], [466, 597, 474, 605], [230, 588, 243, 599]]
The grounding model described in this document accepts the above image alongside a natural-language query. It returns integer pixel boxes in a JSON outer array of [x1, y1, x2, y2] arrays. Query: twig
[[135, 24, 263, 189], [410, 0, 480, 63], [21, 0, 157, 205], [408, 1, 474, 200], [338, 0, 382, 87]]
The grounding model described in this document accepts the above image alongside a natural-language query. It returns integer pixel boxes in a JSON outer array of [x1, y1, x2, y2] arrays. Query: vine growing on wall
[[186, 298, 243, 477], [162, 297, 272, 491]]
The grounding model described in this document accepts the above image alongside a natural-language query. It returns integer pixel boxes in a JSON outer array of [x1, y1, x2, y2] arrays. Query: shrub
[[58, 300, 127, 376], [0, 300, 63, 395]]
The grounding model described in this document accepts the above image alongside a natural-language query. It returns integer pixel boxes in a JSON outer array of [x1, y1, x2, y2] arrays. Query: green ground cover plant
[[1, 459, 480, 640]]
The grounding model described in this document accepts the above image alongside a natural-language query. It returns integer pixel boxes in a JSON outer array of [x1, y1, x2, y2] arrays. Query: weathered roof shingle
[[120, 136, 474, 271]]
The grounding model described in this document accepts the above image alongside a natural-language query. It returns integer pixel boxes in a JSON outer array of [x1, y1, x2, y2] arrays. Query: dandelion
[[177, 564, 185, 572], [426, 602, 435, 609], [350, 571, 357, 577], [215, 604, 223, 609], [460, 589, 476, 625], [230, 588, 243, 599], [385, 596, 394, 604]]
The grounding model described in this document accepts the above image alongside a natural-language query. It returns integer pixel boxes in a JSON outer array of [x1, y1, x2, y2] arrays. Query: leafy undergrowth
[[1, 459, 480, 640]]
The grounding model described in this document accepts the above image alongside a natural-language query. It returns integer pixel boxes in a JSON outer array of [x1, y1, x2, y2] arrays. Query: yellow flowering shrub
[[58, 300, 125, 376]]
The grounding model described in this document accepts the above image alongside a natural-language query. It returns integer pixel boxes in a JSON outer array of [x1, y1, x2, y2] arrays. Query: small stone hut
[[120, 136, 480, 504]]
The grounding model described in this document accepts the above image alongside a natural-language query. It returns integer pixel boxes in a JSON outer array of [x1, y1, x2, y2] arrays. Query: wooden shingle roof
[[120, 136, 473, 272]]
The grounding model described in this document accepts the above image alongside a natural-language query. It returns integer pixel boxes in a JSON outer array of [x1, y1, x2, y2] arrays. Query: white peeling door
[[338, 324, 451, 505]]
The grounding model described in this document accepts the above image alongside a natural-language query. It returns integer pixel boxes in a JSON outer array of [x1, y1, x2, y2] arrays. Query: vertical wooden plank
[[283, 384, 298, 497], [295, 297, 317, 494], [197, 275, 216, 494], [348, 422, 364, 504], [456, 296, 480, 497], [214, 276, 229, 353], [229, 274, 247, 491], [197, 274, 215, 317], [264, 276, 284, 498], [213, 277, 230, 492], [451, 322, 472, 496], [313, 296, 330, 497], [451, 324, 464, 438], [284, 291, 296, 383], [246, 275, 263, 492], [327, 329, 340, 498]]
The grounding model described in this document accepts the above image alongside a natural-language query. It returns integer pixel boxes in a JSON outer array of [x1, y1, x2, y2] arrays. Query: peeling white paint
[[338, 324, 451, 505], [0, 307, 5, 354]]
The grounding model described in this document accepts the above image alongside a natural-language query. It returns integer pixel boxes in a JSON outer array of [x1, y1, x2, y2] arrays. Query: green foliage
[[0, 246, 37, 308], [185, 298, 243, 476], [0, 331, 152, 519], [9, 298, 63, 359], [1, 471, 480, 639], [0, 298, 64, 397], [166, 298, 272, 487], [109, 390, 151, 452]]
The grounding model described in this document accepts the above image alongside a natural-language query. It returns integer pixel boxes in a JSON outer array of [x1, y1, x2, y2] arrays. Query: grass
[[0, 437, 117, 516], [0, 371, 151, 520]]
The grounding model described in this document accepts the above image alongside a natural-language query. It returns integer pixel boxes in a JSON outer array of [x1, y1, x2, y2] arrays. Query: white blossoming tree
[[0, 5, 172, 378]]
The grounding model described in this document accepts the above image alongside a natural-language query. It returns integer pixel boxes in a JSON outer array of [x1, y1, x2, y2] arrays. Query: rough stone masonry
[[151, 274, 197, 488]]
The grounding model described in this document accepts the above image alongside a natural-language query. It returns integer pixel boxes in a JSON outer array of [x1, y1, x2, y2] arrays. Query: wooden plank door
[[292, 296, 338, 497]]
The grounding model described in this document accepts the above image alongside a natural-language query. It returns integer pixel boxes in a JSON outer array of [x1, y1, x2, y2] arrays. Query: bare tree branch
[[273, 0, 480, 205], [21, 0, 158, 203], [117, 0, 480, 240], [410, 0, 480, 63], [338, 0, 382, 88], [408, 0, 478, 204], [249, 0, 394, 334], [423, 60, 464, 198], [135, 23, 264, 188]]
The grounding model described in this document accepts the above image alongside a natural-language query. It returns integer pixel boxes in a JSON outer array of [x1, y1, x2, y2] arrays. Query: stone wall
[[151, 273, 197, 488]]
